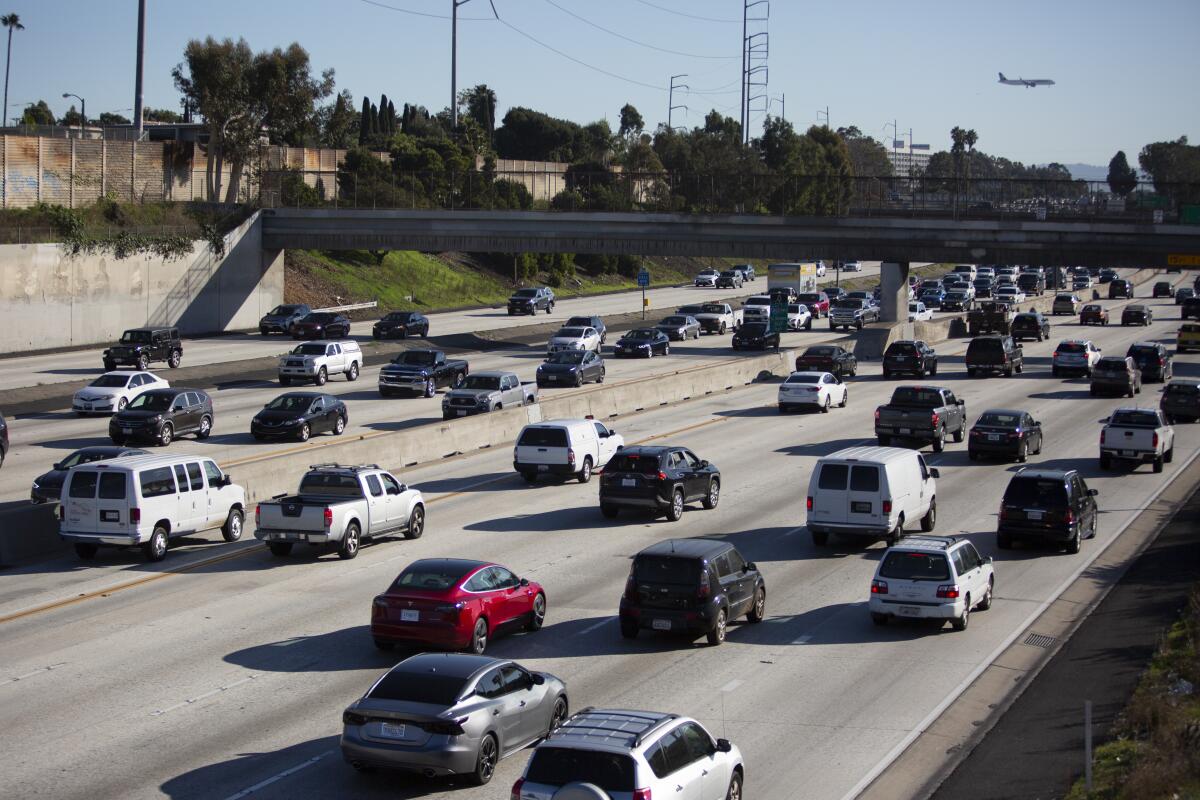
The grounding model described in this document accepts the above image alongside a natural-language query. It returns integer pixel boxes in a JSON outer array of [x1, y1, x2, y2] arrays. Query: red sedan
[[371, 558, 547, 654]]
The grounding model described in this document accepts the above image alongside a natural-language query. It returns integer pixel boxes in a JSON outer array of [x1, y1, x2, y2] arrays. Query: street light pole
[[62, 92, 85, 126], [134, 0, 146, 138], [451, 0, 498, 131]]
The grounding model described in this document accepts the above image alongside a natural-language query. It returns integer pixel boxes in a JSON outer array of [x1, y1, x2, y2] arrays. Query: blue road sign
[[637, 270, 650, 288]]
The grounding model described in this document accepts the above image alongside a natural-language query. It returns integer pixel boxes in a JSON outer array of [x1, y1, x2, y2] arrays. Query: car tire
[[526, 592, 548, 632], [886, 520, 903, 547], [707, 608, 728, 646], [725, 770, 744, 800], [1153, 456, 1164, 474], [142, 525, 168, 562], [314, 367, 327, 386], [297, 423, 310, 442], [158, 423, 174, 447], [1052, 367, 1059, 377], [664, 489, 685, 522], [268, 542, 293, 557], [821, 397, 830, 413], [951, 599, 970, 631], [1100, 453, 1112, 470], [117, 397, 128, 411], [920, 500, 936, 532], [578, 457, 593, 484], [978, 578, 994, 611], [74, 543, 99, 560], [840, 390, 848, 408], [346, 362, 359, 381], [103, 359, 115, 371], [469, 617, 489, 655], [1066, 527, 1081, 554], [469, 734, 498, 786], [168, 351, 181, 369], [969, 450, 978, 461], [883, 368, 892, 380], [423, 378, 436, 398], [878, 435, 891, 447], [1017, 442, 1028, 463], [967, 367, 976, 378], [373, 639, 393, 651], [334, 415, 346, 436], [748, 588, 766, 622], [932, 427, 946, 453], [600, 504, 619, 519], [1165, 446, 1174, 464], [703, 479, 720, 510], [597, 369, 605, 384], [221, 508, 244, 542], [952, 425, 964, 443], [620, 618, 639, 639], [404, 505, 425, 539], [871, 613, 889, 626], [337, 522, 361, 560], [137, 354, 150, 371]]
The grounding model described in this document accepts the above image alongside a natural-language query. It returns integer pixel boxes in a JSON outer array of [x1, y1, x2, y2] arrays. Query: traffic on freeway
[[0, 264, 1196, 799]]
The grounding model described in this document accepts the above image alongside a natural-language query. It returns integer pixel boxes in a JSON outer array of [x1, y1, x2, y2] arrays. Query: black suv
[[372, 311, 429, 340], [1017, 272, 1044, 296], [259, 304, 311, 336], [882, 340, 938, 378], [619, 538, 765, 645], [110, 388, 214, 446], [1121, 304, 1152, 326], [1161, 379, 1200, 424], [103, 327, 182, 372], [1010, 311, 1051, 342], [1152, 281, 1175, 298], [508, 287, 555, 315], [965, 335, 1024, 377], [1180, 297, 1200, 321], [1108, 279, 1134, 299], [1126, 342, 1172, 382], [599, 446, 720, 522], [997, 468, 1098, 553]]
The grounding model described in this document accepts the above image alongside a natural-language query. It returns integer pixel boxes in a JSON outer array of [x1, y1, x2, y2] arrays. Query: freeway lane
[[0, 278, 1195, 800], [0, 263, 885, 393]]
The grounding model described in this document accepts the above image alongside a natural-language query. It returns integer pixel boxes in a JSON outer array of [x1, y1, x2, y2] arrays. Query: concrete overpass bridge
[[260, 208, 1200, 323]]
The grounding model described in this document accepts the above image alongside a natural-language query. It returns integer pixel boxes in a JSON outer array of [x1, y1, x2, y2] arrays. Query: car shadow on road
[[39, 368, 103, 376], [715, 406, 781, 419], [775, 438, 876, 457], [463, 506, 628, 533], [1006, 457, 1110, 481], [225, 625, 398, 673], [1027, 389, 1093, 400], [364, 418, 441, 434], [706, 527, 878, 564], [416, 471, 519, 494], [32, 434, 114, 451]]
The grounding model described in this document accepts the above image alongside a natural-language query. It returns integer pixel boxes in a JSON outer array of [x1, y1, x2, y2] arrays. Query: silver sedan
[[340, 653, 568, 785], [655, 314, 702, 341]]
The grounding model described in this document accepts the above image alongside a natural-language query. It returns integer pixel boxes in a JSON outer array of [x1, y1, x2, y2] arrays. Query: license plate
[[380, 722, 407, 739], [547, 376, 557, 381], [851, 501, 872, 513], [537, 465, 548, 472], [622, 478, 636, 487], [897, 606, 921, 617], [652, 619, 671, 631], [400, 609, 419, 622], [988, 434, 1001, 441], [456, 410, 467, 416], [900, 428, 912, 435], [1027, 510, 1043, 520], [122, 428, 133, 435], [1122, 450, 1136, 457]]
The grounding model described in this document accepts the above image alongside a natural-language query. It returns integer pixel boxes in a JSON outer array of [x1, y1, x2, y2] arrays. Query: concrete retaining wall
[[0, 211, 283, 354]]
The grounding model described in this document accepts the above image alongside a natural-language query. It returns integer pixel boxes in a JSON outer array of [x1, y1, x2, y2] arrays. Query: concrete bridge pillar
[[880, 261, 910, 323]]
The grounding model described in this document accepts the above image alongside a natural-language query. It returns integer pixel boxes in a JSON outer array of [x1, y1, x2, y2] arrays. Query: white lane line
[[153, 674, 259, 716], [576, 618, 610, 636], [222, 750, 334, 800], [792, 635, 813, 645], [721, 679, 744, 693], [3, 662, 67, 685]]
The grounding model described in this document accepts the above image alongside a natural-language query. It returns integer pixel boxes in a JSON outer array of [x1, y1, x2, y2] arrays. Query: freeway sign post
[[638, 269, 650, 319], [770, 296, 789, 334]]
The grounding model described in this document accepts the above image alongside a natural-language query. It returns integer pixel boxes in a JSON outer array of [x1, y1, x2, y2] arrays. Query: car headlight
[[31, 480, 39, 489]]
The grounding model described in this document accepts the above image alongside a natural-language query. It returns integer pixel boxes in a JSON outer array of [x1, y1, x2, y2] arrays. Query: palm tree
[[1, 13, 23, 127], [964, 129, 978, 184]]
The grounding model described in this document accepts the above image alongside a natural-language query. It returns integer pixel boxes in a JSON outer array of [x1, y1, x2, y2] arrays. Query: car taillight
[[1064, 509, 1075, 525], [1159, 358, 1166, 366], [806, 496, 813, 511], [1152, 432, 1159, 448], [697, 581, 711, 601], [998, 504, 1007, 521], [657, 471, 668, 481], [936, 584, 960, 599], [931, 412, 939, 427], [882, 500, 892, 514], [425, 717, 467, 736], [255, 505, 261, 525], [874, 409, 880, 423], [372, 597, 386, 618], [343, 710, 369, 726], [871, 579, 888, 594], [632, 789, 652, 800], [323, 507, 333, 529], [567, 447, 576, 466], [130, 507, 141, 524], [1053, 351, 1059, 358], [511, 778, 525, 800], [1100, 430, 1106, 445]]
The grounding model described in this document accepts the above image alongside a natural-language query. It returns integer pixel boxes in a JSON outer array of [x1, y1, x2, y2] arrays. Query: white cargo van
[[58, 454, 246, 562], [513, 419, 625, 484], [805, 446, 938, 546]]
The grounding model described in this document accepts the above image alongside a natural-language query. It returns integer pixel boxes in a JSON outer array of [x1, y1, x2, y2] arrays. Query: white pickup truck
[[1100, 407, 1176, 473], [693, 302, 744, 335], [254, 464, 425, 559], [279, 340, 363, 386]]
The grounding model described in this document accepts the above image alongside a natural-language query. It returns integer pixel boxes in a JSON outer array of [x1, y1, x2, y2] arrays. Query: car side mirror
[[218, 475, 231, 487], [984, 556, 994, 565], [717, 738, 733, 753], [616, 444, 624, 450], [530, 673, 545, 686], [744, 561, 756, 572], [929, 468, 941, 479], [1088, 488, 1099, 497], [52, 462, 64, 471], [957, 399, 965, 406], [398, 484, 408, 493], [519, 577, 530, 587], [264, 403, 270, 408]]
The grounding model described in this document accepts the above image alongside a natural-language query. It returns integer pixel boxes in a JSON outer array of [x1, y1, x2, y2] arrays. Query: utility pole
[[817, 106, 829, 128], [134, 0, 146, 138], [450, 0, 498, 131], [740, 0, 768, 144], [668, 74, 688, 131]]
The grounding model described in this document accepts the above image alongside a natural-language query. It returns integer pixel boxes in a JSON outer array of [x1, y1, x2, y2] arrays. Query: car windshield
[[91, 375, 133, 388], [265, 394, 316, 412], [740, 323, 768, 334], [518, 426, 569, 447], [384, 312, 414, 322], [59, 450, 117, 469], [546, 351, 586, 365], [788, 304, 805, 313], [292, 344, 327, 356], [566, 317, 596, 327], [1127, 305, 1147, 313], [676, 305, 704, 315], [720, 271, 738, 277], [1109, 410, 1160, 427], [127, 393, 172, 411], [879, 552, 951, 581], [1127, 346, 1159, 359], [119, 330, 152, 344], [1014, 314, 1038, 323], [394, 351, 438, 366], [699, 270, 718, 275], [785, 373, 821, 384], [660, 317, 688, 326], [744, 297, 770, 306], [302, 313, 334, 323], [891, 387, 945, 407], [833, 299, 863, 309], [554, 327, 588, 338], [268, 305, 300, 316], [997, 287, 1017, 294], [1096, 358, 1127, 370], [525, 748, 636, 793], [700, 304, 728, 314], [1083, 305, 1102, 312], [1005, 477, 1068, 507], [886, 343, 917, 355], [977, 411, 1020, 427], [634, 555, 701, 585], [804, 347, 837, 357], [624, 330, 656, 340], [607, 452, 661, 475], [1056, 295, 1074, 301], [946, 291, 967, 300], [513, 289, 540, 298], [367, 670, 468, 706], [462, 375, 501, 390], [1165, 383, 1199, 396]]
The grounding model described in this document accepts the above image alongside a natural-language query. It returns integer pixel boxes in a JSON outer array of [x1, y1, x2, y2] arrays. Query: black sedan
[[732, 322, 780, 351], [536, 350, 605, 387], [940, 290, 974, 312], [968, 409, 1043, 463], [1011, 312, 1051, 342], [373, 311, 429, 340], [613, 329, 670, 358], [795, 345, 857, 377], [1121, 305, 1152, 326], [1176, 287, 1196, 305], [292, 312, 351, 340], [251, 392, 348, 442], [30, 446, 147, 504], [655, 314, 702, 341], [882, 340, 938, 378]]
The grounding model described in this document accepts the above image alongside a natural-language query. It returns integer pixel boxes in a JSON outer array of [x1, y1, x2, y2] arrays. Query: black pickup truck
[[377, 349, 469, 397], [875, 385, 967, 452]]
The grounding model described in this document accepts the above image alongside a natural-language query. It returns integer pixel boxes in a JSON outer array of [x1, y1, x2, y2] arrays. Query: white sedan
[[72, 371, 169, 415], [842, 260, 863, 272], [546, 325, 602, 354], [778, 371, 849, 413], [995, 286, 1026, 304], [786, 303, 814, 330], [908, 301, 933, 322]]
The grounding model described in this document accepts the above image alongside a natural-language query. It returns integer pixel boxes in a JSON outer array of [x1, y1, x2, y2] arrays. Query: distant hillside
[[1062, 163, 1108, 182]]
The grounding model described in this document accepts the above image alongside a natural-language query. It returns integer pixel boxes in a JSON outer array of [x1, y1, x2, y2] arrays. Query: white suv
[[512, 708, 743, 800], [868, 535, 994, 631]]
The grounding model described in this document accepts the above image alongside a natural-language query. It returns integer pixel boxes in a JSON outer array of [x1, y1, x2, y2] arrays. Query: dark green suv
[[102, 327, 182, 371]]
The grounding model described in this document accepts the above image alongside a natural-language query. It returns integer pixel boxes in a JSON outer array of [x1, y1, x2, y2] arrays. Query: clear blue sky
[[6, 0, 1197, 166]]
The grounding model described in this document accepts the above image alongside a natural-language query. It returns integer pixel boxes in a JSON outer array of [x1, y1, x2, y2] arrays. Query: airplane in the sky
[[998, 72, 1055, 88]]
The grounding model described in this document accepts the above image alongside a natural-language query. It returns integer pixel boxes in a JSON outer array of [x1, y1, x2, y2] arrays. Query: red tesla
[[371, 558, 547, 654]]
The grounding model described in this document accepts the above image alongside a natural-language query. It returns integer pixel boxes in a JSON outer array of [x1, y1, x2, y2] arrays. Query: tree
[[1, 13, 23, 127], [19, 99, 53, 125], [144, 107, 182, 123], [964, 129, 978, 182], [618, 103, 644, 138], [1138, 137, 1200, 198], [58, 105, 85, 127], [379, 93, 391, 134], [1106, 150, 1138, 197], [836, 126, 893, 178], [495, 107, 583, 162], [98, 111, 131, 126], [319, 90, 357, 149], [460, 84, 497, 145], [358, 95, 371, 145]]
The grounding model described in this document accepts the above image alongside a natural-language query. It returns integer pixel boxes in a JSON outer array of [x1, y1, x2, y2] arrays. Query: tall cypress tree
[[368, 102, 379, 139], [359, 96, 371, 145], [379, 94, 389, 134], [386, 99, 396, 134]]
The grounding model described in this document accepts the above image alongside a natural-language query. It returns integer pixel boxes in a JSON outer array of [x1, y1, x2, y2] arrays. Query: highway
[[0, 264, 884, 393], [0, 272, 1195, 800]]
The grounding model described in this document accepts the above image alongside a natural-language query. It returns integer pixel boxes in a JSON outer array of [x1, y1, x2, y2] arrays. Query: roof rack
[[547, 708, 679, 748], [308, 463, 381, 472], [895, 535, 959, 549]]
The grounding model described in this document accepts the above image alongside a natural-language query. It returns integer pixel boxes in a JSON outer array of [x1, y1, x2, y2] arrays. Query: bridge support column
[[880, 261, 910, 323]]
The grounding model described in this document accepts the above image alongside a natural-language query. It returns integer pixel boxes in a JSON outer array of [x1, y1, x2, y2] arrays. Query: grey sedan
[[341, 653, 568, 785], [655, 314, 702, 341]]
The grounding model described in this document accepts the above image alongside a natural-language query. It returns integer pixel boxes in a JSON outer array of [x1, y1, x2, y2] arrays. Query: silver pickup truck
[[254, 464, 425, 559], [441, 371, 537, 419], [1100, 408, 1176, 473]]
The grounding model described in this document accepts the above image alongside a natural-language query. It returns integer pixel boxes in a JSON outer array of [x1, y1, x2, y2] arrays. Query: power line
[[357, 0, 491, 21], [632, 0, 740, 23], [542, 0, 736, 60], [497, 19, 666, 91]]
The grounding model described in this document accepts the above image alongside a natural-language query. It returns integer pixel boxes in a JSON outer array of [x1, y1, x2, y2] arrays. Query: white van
[[805, 446, 939, 546], [58, 454, 246, 562], [513, 419, 625, 484]]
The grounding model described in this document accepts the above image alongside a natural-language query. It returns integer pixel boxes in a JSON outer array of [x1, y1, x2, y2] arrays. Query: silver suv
[[512, 708, 744, 800]]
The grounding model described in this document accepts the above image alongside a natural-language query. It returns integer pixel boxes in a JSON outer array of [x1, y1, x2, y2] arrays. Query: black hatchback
[[1161, 379, 1200, 424], [997, 468, 1098, 553], [251, 392, 348, 441], [599, 446, 720, 522], [619, 538, 765, 646]]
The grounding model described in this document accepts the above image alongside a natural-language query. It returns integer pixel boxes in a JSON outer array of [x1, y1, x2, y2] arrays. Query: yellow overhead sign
[[1167, 254, 1200, 266]]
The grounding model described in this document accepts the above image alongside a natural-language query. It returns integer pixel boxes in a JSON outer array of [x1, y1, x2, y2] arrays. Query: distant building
[[885, 143, 932, 177]]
